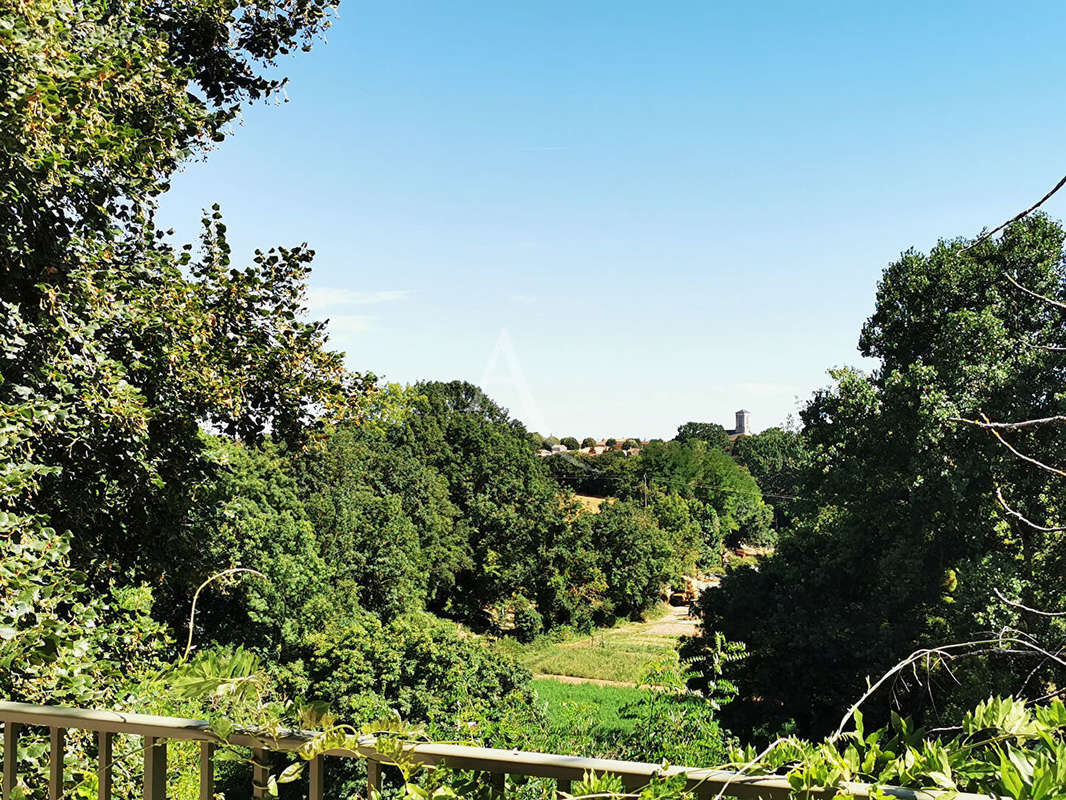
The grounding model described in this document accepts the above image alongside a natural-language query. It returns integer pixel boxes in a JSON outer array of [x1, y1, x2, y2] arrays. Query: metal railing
[[0, 701, 987, 800]]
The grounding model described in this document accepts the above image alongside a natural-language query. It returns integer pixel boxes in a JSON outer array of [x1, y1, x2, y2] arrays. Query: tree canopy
[[692, 215, 1066, 738]]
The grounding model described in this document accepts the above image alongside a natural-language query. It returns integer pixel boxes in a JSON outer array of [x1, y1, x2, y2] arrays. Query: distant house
[[539, 411, 751, 459]]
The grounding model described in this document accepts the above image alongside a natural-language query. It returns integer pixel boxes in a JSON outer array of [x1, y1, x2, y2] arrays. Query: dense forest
[[5, 0, 1066, 798]]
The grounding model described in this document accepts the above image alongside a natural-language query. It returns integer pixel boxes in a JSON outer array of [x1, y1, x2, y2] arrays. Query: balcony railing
[[0, 701, 987, 800]]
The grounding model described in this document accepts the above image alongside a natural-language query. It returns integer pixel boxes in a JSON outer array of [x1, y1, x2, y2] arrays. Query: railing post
[[199, 742, 214, 800], [143, 736, 166, 800], [3, 723, 17, 800], [49, 728, 65, 800], [308, 756, 324, 800], [252, 748, 268, 800], [367, 758, 382, 797], [97, 731, 113, 800], [489, 772, 505, 800]]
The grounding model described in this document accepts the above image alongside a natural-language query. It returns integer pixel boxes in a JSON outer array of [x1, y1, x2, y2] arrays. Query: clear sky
[[158, 1, 1066, 440]]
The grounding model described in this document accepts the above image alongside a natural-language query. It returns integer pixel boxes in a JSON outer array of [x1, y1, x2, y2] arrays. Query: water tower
[[734, 409, 751, 436]]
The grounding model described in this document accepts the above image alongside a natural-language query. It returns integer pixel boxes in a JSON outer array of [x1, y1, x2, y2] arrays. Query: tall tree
[[692, 215, 1066, 738], [1, 0, 369, 592]]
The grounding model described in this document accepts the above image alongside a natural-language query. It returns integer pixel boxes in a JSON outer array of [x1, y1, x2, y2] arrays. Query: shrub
[[513, 601, 545, 644]]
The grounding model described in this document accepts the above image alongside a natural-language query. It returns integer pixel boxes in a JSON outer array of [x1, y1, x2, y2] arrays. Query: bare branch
[[995, 487, 1066, 532], [949, 414, 1066, 430], [961, 173, 1066, 252], [183, 567, 268, 662], [832, 623, 1066, 743], [830, 637, 1006, 742], [710, 737, 792, 800], [951, 414, 1066, 477], [997, 628, 1066, 671], [1005, 272, 1066, 311], [994, 587, 1066, 617]]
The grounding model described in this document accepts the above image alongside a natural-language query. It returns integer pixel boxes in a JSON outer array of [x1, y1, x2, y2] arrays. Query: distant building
[[726, 409, 751, 439]]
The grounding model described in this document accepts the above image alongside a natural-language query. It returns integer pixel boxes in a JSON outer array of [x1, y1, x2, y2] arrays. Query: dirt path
[[640, 604, 699, 637], [556, 603, 697, 642]]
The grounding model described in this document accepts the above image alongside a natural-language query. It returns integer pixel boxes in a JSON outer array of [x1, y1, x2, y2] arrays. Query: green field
[[524, 638, 673, 684], [497, 604, 683, 684], [530, 679, 645, 735]]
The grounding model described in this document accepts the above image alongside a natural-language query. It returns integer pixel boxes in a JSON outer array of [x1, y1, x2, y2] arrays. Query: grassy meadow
[[530, 679, 644, 735], [497, 604, 684, 684]]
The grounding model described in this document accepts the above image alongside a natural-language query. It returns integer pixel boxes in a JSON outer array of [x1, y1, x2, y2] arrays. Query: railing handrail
[[0, 701, 993, 800]]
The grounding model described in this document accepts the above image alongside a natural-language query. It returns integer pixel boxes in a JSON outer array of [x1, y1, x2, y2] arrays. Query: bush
[[513, 600, 545, 644]]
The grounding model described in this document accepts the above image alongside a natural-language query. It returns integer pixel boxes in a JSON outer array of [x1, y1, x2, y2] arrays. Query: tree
[[0, 0, 366, 597], [623, 438, 640, 450], [732, 426, 808, 527], [581, 437, 598, 449], [560, 437, 580, 450], [605, 438, 618, 448], [693, 215, 1066, 738], [3, 0, 338, 294], [675, 421, 731, 451], [394, 381, 584, 627], [628, 440, 774, 548], [297, 424, 463, 619], [592, 500, 679, 619]]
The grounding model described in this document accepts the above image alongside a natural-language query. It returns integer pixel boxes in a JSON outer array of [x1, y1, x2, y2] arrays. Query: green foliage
[[173, 439, 331, 655], [619, 440, 774, 549], [618, 659, 733, 766], [298, 422, 462, 618], [512, 597, 545, 644], [282, 609, 533, 730], [674, 421, 731, 451], [622, 438, 640, 450], [605, 438, 618, 448], [560, 437, 580, 450], [581, 437, 598, 449], [731, 426, 808, 527], [392, 381, 612, 630], [2, 0, 336, 289], [698, 215, 1066, 738], [591, 500, 682, 620]]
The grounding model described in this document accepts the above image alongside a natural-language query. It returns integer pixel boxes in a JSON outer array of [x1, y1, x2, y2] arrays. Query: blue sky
[[158, 1, 1066, 439]]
